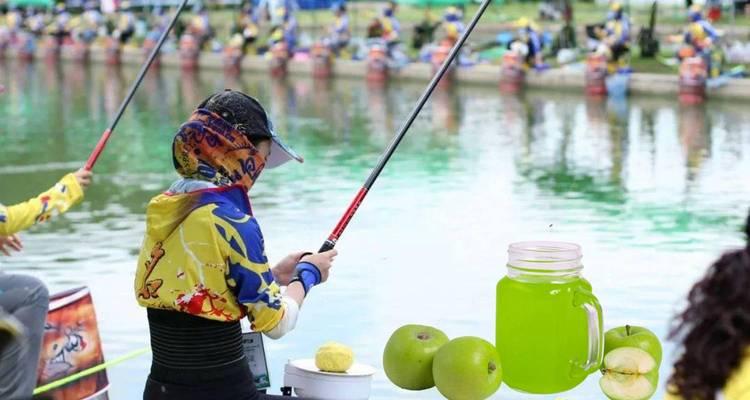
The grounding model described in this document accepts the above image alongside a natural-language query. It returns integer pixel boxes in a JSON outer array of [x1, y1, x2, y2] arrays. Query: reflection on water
[[1, 60, 750, 399]]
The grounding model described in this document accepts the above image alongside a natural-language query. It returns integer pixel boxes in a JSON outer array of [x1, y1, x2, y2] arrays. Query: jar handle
[[574, 289, 604, 375]]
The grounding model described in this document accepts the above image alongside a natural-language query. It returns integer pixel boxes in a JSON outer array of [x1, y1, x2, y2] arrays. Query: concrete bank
[[7, 47, 750, 101]]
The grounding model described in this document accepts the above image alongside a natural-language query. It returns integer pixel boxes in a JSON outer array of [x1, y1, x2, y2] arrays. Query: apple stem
[[488, 362, 496, 374], [417, 333, 430, 341], [626, 325, 631, 336]]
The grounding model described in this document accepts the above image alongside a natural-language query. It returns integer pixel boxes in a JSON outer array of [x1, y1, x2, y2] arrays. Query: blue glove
[[290, 261, 322, 295]]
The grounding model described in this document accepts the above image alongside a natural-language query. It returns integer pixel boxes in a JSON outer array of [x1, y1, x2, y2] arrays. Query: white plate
[[288, 359, 377, 377]]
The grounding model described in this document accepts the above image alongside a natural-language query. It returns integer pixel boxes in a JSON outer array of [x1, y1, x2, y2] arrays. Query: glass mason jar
[[496, 241, 603, 394]]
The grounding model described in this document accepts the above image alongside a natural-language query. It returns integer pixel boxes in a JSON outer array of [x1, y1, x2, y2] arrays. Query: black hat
[[198, 89, 303, 168]]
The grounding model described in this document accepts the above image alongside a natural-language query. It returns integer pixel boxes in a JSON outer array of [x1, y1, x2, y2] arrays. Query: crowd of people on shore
[[0, 0, 471, 66], [0, 0, 741, 79]]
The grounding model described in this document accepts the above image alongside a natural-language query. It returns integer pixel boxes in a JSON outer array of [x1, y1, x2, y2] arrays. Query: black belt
[[147, 308, 252, 386]]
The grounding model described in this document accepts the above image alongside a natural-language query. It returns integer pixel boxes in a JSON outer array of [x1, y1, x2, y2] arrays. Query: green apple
[[600, 347, 659, 400], [432, 336, 502, 400], [382, 324, 449, 390], [605, 325, 663, 366]]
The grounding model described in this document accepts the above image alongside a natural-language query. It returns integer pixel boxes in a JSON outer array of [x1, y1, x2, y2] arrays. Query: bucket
[[585, 53, 608, 96], [679, 56, 707, 104], [366, 44, 388, 83], [36, 287, 109, 400], [500, 51, 525, 93], [104, 38, 121, 66], [311, 42, 332, 79], [269, 42, 289, 78], [431, 40, 455, 88], [179, 34, 200, 71], [283, 359, 376, 400]]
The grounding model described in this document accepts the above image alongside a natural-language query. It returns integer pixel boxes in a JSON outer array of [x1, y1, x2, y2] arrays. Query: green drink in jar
[[496, 241, 603, 394]]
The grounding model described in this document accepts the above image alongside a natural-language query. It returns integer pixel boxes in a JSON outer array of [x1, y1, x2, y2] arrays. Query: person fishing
[[512, 17, 546, 70], [594, 2, 630, 72], [114, 1, 136, 44], [665, 211, 750, 400], [380, 1, 400, 53], [144, 7, 167, 50], [267, 6, 296, 55], [134, 90, 337, 400], [47, 2, 70, 45], [25, 8, 46, 38], [411, 8, 439, 51], [188, 4, 213, 49], [5, 5, 24, 37], [233, 3, 259, 54], [681, 4, 720, 77], [328, 2, 350, 56], [440, 6, 464, 45], [80, 1, 103, 44], [0, 168, 93, 400]]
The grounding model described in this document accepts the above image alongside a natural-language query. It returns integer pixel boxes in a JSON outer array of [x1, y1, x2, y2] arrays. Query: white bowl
[[283, 359, 377, 400]]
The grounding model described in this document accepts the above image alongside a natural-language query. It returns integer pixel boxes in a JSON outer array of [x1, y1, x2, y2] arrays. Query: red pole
[[83, 0, 190, 171]]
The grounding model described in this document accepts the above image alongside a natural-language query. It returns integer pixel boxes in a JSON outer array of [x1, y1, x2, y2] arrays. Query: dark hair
[[668, 212, 750, 400]]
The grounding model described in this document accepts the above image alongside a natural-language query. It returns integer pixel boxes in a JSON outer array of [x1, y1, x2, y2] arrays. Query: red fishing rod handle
[[318, 187, 368, 252], [84, 129, 112, 171]]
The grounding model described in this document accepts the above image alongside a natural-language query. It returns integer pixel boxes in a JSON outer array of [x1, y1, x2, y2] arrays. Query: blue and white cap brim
[[265, 119, 304, 169]]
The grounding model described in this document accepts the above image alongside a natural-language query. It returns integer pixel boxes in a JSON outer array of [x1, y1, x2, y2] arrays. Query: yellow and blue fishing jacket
[[134, 184, 285, 333], [0, 173, 84, 236]]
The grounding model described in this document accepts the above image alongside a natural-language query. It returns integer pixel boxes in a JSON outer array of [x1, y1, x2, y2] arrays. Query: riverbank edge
[[7, 47, 750, 101]]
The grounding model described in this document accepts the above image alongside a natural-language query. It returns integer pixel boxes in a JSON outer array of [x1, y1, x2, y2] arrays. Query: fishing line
[[319, 0, 494, 252], [33, 347, 150, 395]]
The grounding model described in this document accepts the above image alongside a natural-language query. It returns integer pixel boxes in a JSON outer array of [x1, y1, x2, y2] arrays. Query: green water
[[496, 275, 600, 394], [2, 60, 750, 399]]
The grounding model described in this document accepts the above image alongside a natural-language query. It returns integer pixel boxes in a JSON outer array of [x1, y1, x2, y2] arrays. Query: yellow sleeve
[[725, 351, 750, 400], [0, 173, 84, 236]]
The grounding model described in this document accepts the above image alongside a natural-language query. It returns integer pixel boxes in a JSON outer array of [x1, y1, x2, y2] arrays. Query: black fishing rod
[[85, 0, 190, 171], [319, 0, 493, 253]]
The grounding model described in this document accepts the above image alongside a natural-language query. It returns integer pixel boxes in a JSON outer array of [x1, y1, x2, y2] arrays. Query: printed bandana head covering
[[172, 109, 266, 191]]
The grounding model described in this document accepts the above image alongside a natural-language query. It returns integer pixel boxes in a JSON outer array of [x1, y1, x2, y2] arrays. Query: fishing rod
[[84, 0, 191, 171], [318, 0, 493, 253]]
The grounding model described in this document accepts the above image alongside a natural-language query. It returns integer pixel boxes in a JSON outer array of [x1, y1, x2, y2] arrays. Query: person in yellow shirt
[[135, 90, 337, 400], [440, 6, 464, 45], [0, 168, 92, 400], [666, 211, 750, 400]]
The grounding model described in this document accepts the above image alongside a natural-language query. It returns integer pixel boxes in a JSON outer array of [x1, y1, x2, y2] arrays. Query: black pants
[[144, 376, 290, 400]]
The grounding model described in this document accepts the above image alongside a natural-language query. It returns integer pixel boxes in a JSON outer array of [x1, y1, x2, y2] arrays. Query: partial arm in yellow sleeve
[[0, 173, 84, 236]]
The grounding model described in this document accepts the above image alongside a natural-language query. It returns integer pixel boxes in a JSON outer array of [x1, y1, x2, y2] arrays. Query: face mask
[[172, 109, 267, 191]]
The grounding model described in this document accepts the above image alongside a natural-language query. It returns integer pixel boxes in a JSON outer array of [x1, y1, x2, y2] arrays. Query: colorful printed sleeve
[[212, 206, 285, 333], [0, 173, 84, 236]]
